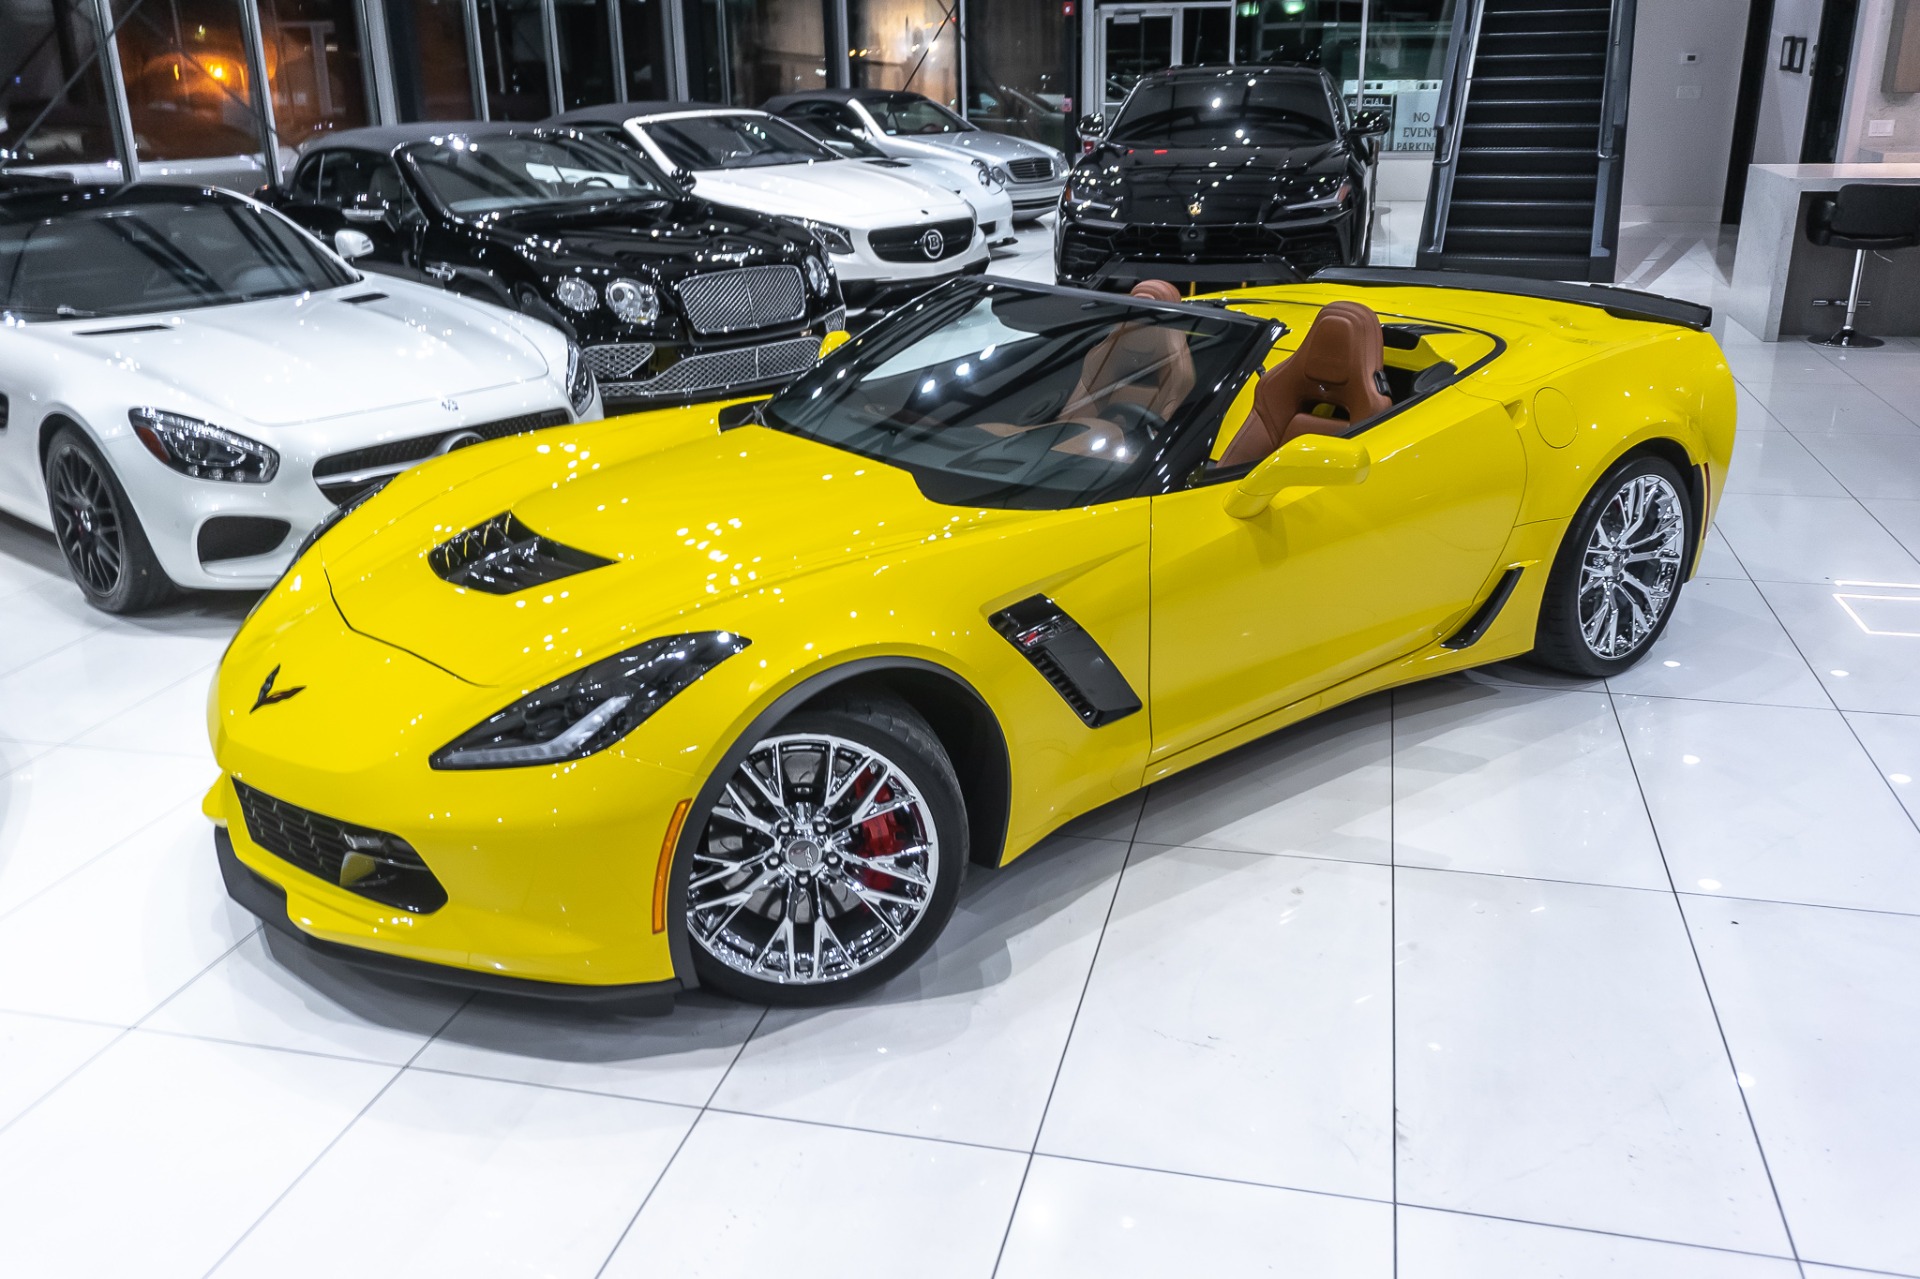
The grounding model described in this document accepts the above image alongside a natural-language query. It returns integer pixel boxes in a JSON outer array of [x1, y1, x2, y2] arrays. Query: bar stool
[[1805, 184, 1920, 348]]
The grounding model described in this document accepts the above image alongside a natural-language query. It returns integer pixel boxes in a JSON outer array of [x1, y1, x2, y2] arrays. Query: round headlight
[[802, 255, 830, 296], [605, 277, 660, 325], [553, 276, 597, 313]]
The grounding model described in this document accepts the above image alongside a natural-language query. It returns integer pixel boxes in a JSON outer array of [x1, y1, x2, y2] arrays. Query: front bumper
[[841, 259, 990, 312], [1055, 207, 1357, 288], [216, 827, 678, 1010], [1007, 177, 1066, 215]]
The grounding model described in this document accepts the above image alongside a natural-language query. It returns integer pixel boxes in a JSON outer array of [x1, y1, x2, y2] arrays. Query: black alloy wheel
[[44, 426, 174, 614]]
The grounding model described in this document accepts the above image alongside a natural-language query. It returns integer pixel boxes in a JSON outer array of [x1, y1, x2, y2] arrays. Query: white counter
[[1728, 163, 1920, 340]]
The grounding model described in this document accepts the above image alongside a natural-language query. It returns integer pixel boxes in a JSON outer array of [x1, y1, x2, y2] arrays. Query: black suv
[[270, 123, 844, 408], [1057, 65, 1387, 290]]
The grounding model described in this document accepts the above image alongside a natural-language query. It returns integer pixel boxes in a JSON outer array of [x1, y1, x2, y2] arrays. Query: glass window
[[554, 0, 615, 110], [1183, 6, 1232, 65], [642, 114, 834, 169], [849, 0, 959, 108], [1362, 0, 1454, 152], [864, 92, 969, 135], [475, 0, 551, 120], [1098, 10, 1171, 116], [619, 0, 668, 100], [1233, 1, 1363, 104], [0, 0, 120, 168], [259, 0, 371, 147], [406, 133, 667, 214], [685, 0, 827, 105], [310, 150, 414, 211], [1109, 75, 1338, 147], [0, 195, 354, 319], [765, 280, 1264, 510], [385, 0, 476, 121], [111, 0, 267, 162], [963, 0, 1072, 151], [780, 103, 888, 156]]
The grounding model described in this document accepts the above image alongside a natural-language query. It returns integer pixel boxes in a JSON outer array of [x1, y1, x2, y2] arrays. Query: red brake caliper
[[854, 776, 905, 891]]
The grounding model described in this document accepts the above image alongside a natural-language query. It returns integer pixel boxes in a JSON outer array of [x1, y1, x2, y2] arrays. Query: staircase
[[1417, 0, 1635, 283]]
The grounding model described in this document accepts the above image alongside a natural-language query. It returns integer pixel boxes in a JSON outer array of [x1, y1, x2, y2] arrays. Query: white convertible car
[[0, 181, 598, 613], [550, 105, 994, 314]]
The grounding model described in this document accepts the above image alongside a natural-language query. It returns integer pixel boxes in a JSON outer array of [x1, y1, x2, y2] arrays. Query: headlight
[[552, 276, 598, 313], [802, 219, 855, 255], [565, 341, 596, 417], [605, 277, 660, 325], [970, 158, 1000, 188], [990, 163, 1011, 185], [430, 631, 751, 770], [802, 254, 831, 295], [1280, 181, 1354, 214], [128, 408, 278, 483], [1063, 187, 1119, 220]]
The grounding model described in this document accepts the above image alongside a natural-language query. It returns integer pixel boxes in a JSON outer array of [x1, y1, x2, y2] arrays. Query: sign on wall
[[1346, 78, 1442, 151]]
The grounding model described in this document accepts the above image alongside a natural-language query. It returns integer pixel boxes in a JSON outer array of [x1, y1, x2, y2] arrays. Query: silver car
[[765, 89, 1067, 222]]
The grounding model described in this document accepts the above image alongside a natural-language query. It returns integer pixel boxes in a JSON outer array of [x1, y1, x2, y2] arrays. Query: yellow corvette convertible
[[207, 269, 1734, 1007]]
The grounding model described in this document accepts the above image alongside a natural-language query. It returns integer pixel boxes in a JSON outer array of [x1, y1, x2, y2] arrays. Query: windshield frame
[[864, 93, 977, 137], [399, 130, 673, 218], [640, 111, 840, 169], [1109, 74, 1341, 148], [759, 277, 1276, 509], [0, 193, 358, 322]]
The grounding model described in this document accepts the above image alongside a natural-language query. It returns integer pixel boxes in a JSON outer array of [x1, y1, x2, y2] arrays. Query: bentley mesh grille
[[583, 342, 658, 382], [598, 333, 820, 401], [311, 408, 570, 505], [1006, 157, 1053, 182], [676, 265, 807, 335], [233, 780, 446, 914], [869, 218, 974, 263]]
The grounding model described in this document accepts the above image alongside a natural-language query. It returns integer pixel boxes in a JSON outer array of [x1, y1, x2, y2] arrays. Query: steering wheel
[[574, 175, 615, 191]]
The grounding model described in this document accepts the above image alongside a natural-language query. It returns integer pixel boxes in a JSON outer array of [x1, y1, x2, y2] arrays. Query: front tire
[[686, 696, 967, 1006], [43, 426, 174, 615], [1532, 454, 1693, 677]]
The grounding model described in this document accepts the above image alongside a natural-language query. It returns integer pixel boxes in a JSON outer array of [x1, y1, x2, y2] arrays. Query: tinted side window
[[288, 156, 324, 201]]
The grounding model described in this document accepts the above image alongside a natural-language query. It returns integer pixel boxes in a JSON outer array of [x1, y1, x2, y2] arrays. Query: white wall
[[1838, 0, 1920, 159], [1751, 0, 1825, 164], [1622, 0, 1753, 221]]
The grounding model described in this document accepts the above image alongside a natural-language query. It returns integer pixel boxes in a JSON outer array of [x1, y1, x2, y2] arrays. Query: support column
[[88, 0, 140, 181], [236, 0, 284, 189]]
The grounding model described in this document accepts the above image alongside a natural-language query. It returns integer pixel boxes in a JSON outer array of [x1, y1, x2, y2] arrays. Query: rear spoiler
[[1309, 266, 1713, 332]]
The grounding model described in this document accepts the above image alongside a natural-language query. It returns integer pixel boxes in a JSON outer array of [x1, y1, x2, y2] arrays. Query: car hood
[[323, 422, 1021, 686], [686, 162, 966, 227], [30, 285, 552, 427], [487, 198, 807, 270], [1077, 141, 1349, 223], [921, 132, 1054, 164]]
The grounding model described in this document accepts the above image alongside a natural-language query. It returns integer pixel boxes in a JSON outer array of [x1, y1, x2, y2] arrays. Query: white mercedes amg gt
[[0, 181, 599, 613]]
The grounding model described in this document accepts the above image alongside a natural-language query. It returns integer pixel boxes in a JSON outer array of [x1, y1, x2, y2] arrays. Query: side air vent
[[0, 394, 8, 433], [428, 511, 613, 594], [989, 595, 1142, 728]]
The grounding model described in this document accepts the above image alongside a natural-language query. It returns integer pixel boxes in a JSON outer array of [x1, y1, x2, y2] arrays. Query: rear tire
[[686, 695, 967, 1006], [1531, 453, 1693, 678], [43, 426, 175, 615]]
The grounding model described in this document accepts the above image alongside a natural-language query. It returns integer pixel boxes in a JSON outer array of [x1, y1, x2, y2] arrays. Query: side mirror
[[818, 329, 852, 360], [1223, 435, 1370, 518], [1077, 113, 1107, 143], [669, 166, 697, 194], [1352, 109, 1391, 138], [332, 228, 376, 260]]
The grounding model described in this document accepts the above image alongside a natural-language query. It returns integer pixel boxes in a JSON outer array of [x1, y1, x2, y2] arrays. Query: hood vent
[[428, 512, 613, 594], [76, 323, 170, 336]]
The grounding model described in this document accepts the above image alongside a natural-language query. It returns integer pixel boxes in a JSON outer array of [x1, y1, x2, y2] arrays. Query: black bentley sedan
[[268, 123, 844, 408], [1056, 65, 1387, 290]]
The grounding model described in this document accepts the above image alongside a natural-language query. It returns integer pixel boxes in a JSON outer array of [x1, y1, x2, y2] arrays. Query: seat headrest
[[1296, 300, 1385, 387], [1129, 279, 1182, 304]]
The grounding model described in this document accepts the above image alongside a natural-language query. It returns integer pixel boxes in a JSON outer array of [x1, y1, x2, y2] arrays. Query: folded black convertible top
[[1310, 266, 1713, 332]]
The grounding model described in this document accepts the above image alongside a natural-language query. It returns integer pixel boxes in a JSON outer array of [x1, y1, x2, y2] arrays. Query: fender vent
[[990, 595, 1142, 728], [429, 511, 613, 594], [0, 394, 8, 433]]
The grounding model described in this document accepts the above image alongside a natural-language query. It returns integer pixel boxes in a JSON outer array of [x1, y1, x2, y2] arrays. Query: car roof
[[763, 88, 926, 110], [0, 180, 238, 223], [298, 121, 542, 154], [548, 101, 729, 126]]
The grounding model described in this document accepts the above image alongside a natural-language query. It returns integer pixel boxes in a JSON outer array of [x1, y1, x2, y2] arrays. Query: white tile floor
[[2, 213, 1918, 1278]]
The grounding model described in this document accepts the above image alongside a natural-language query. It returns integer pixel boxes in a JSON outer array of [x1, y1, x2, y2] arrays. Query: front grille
[[676, 265, 807, 336], [869, 217, 974, 263], [1060, 223, 1345, 275], [1133, 191, 1270, 223], [584, 342, 657, 382], [312, 408, 570, 506], [234, 780, 446, 914], [599, 333, 822, 402], [1006, 157, 1053, 182]]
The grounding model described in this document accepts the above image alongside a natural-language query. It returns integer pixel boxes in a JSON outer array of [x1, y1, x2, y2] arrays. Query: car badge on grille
[[919, 228, 945, 260], [440, 397, 459, 412], [251, 665, 306, 713], [1188, 200, 1204, 217]]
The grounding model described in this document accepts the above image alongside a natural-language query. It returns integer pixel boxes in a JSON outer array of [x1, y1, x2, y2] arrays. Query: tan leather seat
[[1061, 279, 1196, 424], [1218, 300, 1394, 469]]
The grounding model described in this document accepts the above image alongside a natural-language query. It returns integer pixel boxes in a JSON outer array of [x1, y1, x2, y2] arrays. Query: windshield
[[645, 114, 837, 168], [1111, 77, 1337, 147], [0, 198, 353, 320], [406, 134, 667, 215], [868, 94, 973, 136], [764, 280, 1264, 508]]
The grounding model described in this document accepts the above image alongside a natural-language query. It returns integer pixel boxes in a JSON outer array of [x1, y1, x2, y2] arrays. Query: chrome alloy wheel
[[687, 732, 941, 986], [1577, 473, 1686, 660], [47, 446, 125, 597]]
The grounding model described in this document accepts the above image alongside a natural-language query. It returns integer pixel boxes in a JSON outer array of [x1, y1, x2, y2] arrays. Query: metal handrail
[[1433, 0, 1485, 167], [1595, 0, 1629, 158]]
